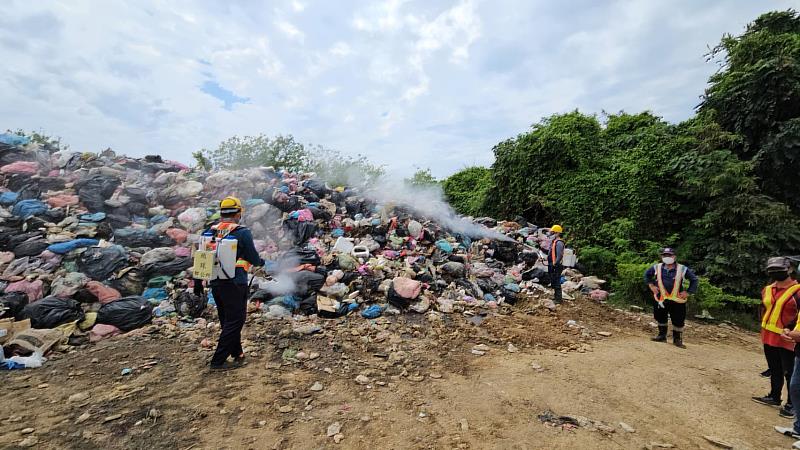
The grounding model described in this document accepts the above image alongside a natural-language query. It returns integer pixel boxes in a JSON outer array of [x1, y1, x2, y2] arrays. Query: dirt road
[[0, 299, 792, 449]]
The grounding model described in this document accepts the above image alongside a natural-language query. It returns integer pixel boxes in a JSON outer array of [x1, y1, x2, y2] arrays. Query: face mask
[[769, 271, 790, 282], [662, 257, 675, 265]]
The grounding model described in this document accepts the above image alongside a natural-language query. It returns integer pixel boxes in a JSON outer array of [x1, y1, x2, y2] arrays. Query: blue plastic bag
[[0, 192, 18, 206], [11, 199, 47, 218], [0, 133, 30, 146], [47, 239, 99, 254], [361, 304, 383, 319], [331, 228, 344, 238], [245, 198, 264, 207], [79, 212, 106, 222], [436, 240, 453, 253], [142, 287, 168, 302]]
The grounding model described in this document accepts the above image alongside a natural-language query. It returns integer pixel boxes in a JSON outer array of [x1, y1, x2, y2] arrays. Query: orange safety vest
[[549, 238, 563, 264], [210, 221, 252, 272], [655, 263, 688, 303], [762, 282, 800, 334]]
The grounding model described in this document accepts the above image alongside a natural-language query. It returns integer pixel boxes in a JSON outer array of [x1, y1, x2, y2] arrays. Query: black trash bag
[[78, 245, 128, 280], [502, 288, 519, 305], [5, 230, 44, 250], [113, 228, 175, 247], [476, 277, 499, 294], [0, 291, 29, 320], [73, 288, 99, 304], [489, 240, 519, 264], [307, 206, 331, 221], [144, 155, 164, 163], [21, 296, 85, 329], [283, 220, 317, 246], [249, 289, 275, 303], [297, 294, 318, 315], [282, 248, 321, 267], [96, 296, 153, 332], [520, 251, 538, 265], [142, 257, 192, 277], [522, 267, 550, 284], [174, 291, 207, 318], [109, 268, 146, 297], [304, 179, 329, 197], [387, 284, 411, 310], [12, 237, 49, 257], [42, 208, 66, 224], [303, 192, 320, 203], [75, 174, 121, 212]]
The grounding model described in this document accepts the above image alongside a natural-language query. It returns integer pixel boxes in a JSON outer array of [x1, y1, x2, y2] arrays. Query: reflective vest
[[655, 263, 688, 303], [549, 238, 563, 265], [762, 282, 800, 334], [211, 221, 252, 272]]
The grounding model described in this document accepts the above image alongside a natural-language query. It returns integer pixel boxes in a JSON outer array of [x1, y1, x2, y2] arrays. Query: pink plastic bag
[[85, 281, 122, 304], [5, 279, 44, 302], [90, 324, 122, 342], [590, 290, 609, 302], [174, 246, 191, 257], [392, 277, 421, 300], [0, 161, 39, 175]]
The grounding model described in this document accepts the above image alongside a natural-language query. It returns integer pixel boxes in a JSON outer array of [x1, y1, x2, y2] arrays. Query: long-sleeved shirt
[[547, 238, 565, 266], [643, 263, 699, 295], [206, 223, 264, 286]]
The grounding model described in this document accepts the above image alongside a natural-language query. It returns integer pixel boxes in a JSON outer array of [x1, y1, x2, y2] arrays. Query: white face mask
[[662, 257, 675, 265]]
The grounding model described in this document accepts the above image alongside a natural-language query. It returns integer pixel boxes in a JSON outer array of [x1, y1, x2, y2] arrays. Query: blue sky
[[0, 0, 794, 177]]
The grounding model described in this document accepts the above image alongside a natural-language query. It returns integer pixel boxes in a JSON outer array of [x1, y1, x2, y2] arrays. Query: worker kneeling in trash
[[643, 248, 698, 348], [194, 196, 264, 371]]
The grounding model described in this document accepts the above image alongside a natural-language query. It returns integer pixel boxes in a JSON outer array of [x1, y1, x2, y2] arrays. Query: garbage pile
[[0, 132, 607, 369]]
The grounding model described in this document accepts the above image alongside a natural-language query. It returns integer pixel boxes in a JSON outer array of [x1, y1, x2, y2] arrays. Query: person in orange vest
[[643, 248, 698, 347], [753, 257, 800, 420], [194, 197, 264, 371], [547, 225, 565, 304]]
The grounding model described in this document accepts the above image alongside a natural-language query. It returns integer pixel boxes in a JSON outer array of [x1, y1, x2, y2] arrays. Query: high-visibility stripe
[[763, 283, 800, 334], [656, 263, 687, 303]]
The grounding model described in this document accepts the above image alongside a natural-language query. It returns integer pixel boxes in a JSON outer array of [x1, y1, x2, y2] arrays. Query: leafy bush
[[442, 167, 491, 216], [578, 246, 618, 281]]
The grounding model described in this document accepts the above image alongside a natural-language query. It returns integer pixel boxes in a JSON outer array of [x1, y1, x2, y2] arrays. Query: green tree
[[192, 151, 212, 171], [700, 9, 800, 210], [442, 166, 492, 216], [199, 134, 313, 172], [405, 168, 438, 187]]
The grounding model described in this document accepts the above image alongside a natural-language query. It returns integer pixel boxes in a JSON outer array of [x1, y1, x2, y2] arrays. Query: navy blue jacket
[[644, 263, 699, 294], [207, 224, 264, 286]]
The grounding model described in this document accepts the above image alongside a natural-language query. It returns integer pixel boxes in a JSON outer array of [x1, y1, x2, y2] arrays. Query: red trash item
[[90, 324, 122, 342], [85, 281, 122, 304], [0, 161, 39, 175], [166, 228, 189, 244], [392, 277, 422, 299], [46, 194, 80, 208], [5, 279, 44, 302]]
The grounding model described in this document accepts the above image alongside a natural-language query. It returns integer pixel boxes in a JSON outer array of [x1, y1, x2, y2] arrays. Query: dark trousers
[[653, 299, 686, 331], [210, 283, 248, 365], [764, 344, 794, 404], [549, 264, 563, 302], [789, 356, 800, 432]]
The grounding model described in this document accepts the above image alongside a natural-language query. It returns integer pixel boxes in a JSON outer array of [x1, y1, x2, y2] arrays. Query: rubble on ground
[[0, 132, 608, 369]]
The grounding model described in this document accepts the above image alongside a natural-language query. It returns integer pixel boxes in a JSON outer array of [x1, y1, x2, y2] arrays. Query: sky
[[0, 0, 795, 178]]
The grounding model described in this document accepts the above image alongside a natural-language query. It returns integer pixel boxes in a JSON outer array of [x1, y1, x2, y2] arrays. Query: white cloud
[[275, 19, 304, 42], [0, 0, 795, 179], [330, 41, 353, 57]]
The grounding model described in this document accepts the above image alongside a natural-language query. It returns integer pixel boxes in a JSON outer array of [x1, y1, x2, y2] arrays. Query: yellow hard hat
[[551, 224, 563, 233], [220, 196, 244, 214]]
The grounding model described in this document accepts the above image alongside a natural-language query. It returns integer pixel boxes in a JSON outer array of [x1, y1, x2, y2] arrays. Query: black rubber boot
[[673, 331, 686, 348], [651, 325, 667, 342]]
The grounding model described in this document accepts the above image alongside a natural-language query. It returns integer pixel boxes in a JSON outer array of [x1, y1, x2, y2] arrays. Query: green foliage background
[[441, 10, 800, 311]]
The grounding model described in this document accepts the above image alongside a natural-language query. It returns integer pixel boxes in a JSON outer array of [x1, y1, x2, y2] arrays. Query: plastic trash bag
[[361, 304, 383, 319], [46, 239, 99, 255], [173, 290, 207, 318], [21, 297, 85, 329], [78, 245, 128, 280], [0, 291, 29, 319], [11, 199, 47, 218], [4, 280, 43, 302], [113, 228, 175, 248], [96, 296, 153, 332]]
